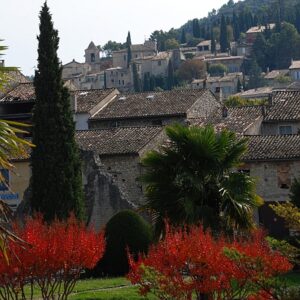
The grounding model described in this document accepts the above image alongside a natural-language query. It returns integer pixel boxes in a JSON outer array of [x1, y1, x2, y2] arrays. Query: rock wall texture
[[81, 151, 133, 230]]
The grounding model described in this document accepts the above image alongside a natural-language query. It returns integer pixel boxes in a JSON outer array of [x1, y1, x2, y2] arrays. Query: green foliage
[[93, 210, 152, 277], [208, 63, 228, 76], [224, 95, 267, 107], [126, 31, 132, 68], [180, 28, 186, 44], [165, 38, 179, 50], [141, 124, 260, 236], [132, 63, 142, 92], [247, 58, 265, 89], [220, 14, 229, 52], [289, 178, 300, 208], [30, 3, 85, 221], [177, 59, 205, 82], [102, 40, 126, 57], [211, 29, 216, 53], [192, 19, 201, 38]]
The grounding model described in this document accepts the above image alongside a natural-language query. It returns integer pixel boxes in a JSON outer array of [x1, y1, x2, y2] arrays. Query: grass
[[21, 272, 300, 299]]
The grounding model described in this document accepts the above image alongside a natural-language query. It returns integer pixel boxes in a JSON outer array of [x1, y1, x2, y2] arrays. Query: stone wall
[[81, 151, 133, 230]]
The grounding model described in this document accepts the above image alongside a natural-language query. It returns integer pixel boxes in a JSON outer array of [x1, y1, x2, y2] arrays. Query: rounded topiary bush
[[93, 210, 152, 277]]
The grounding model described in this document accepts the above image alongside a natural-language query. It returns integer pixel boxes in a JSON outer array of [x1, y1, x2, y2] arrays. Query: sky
[[1, 0, 229, 75]]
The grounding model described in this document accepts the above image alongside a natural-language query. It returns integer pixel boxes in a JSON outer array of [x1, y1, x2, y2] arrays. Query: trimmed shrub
[[93, 210, 152, 277]]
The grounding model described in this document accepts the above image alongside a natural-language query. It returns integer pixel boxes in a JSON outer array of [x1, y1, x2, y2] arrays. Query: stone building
[[242, 135, 300, 237], [72, 88, 119, 130], [204, 55, 244, 73], [261, 90, 300, 135], [289, 59, 300, 81], [76, 126, 165, 229], [112, 40, 157, 69], [88, 89, 221, 129], [191, 73, 243, 98], [105, 67, 132, 91]]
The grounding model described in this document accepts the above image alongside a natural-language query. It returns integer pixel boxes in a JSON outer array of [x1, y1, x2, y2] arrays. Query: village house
[[264, 69, 290, 88], [203, 54, 244, 73], [234, 86, 273, 99], [72, 88, 119, 130], [289, 59, 300, 81], [112, 40, 157, 69], [245, 24, 275, 45], [262, 90, 300, 135], [75, 126, 166, 228], [242, 135, 300, 237], [88, 89, 221, 129], [105, 67, 132, 92], [191, 72, 243, 98]]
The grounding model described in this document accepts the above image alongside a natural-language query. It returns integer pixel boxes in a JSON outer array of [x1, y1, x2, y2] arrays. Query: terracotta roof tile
[[75, 126, 163, 155], [0, 83, 35, 103], [243, 135, 300, 161], [74, 88, 117, 113], [202, 106, 263, 134], [264, 90, 300, 122], [90, 89, 214, 120]]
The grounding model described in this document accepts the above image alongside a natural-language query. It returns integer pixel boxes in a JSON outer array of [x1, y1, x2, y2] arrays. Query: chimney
[[222, 106, 228, 118], [214, 87, 223, 102]]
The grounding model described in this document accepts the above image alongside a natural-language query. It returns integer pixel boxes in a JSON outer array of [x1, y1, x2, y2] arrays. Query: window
[[121, 73, 124, 77], [0, 169, 9, 191], [279, 125, 292, 135], [124, 55, 126, 61], [111, 79, 114, 83], [158, 60, 162, 66], [122, 80, 125, 85], [90, 53, 95, 62], [204, 45, 209, 51], [118, 80, 121, 85], [135, 54, 138, 58]]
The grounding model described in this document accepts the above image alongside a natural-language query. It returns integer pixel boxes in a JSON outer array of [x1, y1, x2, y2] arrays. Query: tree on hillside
[[232, 12, 240, 41], [141, 124, 260, 236], [220, 14, 229, 52], [30, 2, 85, 222], [165, 38, 180, 50], [102, 40, 126, 57], [192, 19, 201, 38], [126, 31, 132, 68], [177, 59, 206, 83], [247, 58, 264, 89], [167, 60, 174, 90], [132, 63, 142, 92], [211, 28, 216, 54], [180, 28, 187, 44]]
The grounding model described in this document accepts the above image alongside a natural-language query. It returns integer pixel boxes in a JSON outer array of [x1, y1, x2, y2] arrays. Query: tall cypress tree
[[192, 19, 201, 38], [167, 60, 174, 90], [211, 28, 216, 54], [180, 28, 187, 44], [31, 2, 84, 222], [132, 63, 142, 92], [220, 14, 229, 52], [126, 31, 132, 68], [233, 12, 240, 41]]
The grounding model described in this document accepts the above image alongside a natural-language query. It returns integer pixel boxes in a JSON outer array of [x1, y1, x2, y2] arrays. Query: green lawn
[[23, 272, 300, 299]]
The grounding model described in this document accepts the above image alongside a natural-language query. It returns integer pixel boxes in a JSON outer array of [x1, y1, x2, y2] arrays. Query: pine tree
[[167, 60, 174, 90], [211, 28, 216, 54], [220, 14, 229, 52], [126, 31, 132, 68], [30, 2, 85, 222], [180, 28, 187, 44], [132, 63, 142, 92], [192, 19, 201, 38]]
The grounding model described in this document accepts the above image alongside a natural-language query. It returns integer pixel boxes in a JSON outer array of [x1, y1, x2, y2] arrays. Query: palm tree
[[141, 124, 261, 236], [0, 41, 32, 261]]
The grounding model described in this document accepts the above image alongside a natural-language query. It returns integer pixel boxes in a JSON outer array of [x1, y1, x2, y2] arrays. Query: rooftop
[[90, 89, 216, 120], [0, 83, 35, 103], [264, 69, 289, 80], [289, 60, 300, 70], [243, 135, 300, 161], [246, 24, 276, 34], [234, 86, 273, 99], [264, 90, 300, 122], [76, 126, 163, 156], [201, 105, 263, 134], [74, 88, 118, 113]]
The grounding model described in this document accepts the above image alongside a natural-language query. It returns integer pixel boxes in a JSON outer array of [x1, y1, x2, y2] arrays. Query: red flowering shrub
[[0, 215, 105, 300], [128, 223, 292, 300]]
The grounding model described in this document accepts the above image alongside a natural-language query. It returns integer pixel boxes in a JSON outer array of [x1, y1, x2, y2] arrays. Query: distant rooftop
[[289, 60, 300, 70], [246, 24, 276, 34]]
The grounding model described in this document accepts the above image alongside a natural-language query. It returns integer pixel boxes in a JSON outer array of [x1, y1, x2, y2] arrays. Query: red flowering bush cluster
[[128, 224, 292, 300], [0, 215, 105, 300]]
